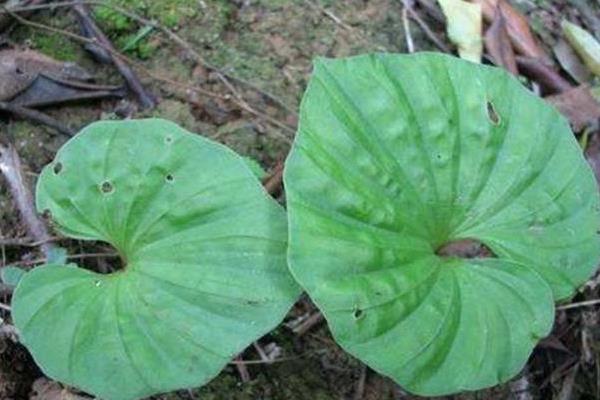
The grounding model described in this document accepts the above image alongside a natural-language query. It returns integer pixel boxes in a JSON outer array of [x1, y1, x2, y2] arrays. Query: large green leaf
[[12, 119, 300, 400], [284, 53, 600, 395]]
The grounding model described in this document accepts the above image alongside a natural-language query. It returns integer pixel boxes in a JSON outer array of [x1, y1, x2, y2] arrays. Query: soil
[[1, 0, 600, 399]]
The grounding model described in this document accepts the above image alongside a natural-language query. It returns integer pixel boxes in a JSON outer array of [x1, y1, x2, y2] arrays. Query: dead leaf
[[0, 49, 92, 101], [545, 85, 600, 132], [554, 39, 593, 84], [562, 20, 600, 77], [30, 378, 91, 400], [8, 74, 125, 108], [516, 56, 572, 95], [438, 0, 482, 63], [473, 0, 546, 60], [484, 3, 518, 75], [585, 131, 600, 185], [0, 49, 123, 108]]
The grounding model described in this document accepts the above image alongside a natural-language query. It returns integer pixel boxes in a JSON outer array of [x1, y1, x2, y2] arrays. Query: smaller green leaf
[[46, 247, 68, 265], [121, 25, 154, 52], [12, 118, 300, 400], [1, 266, 26, 287], [438, 0, 482, 63], [562, 20, 600, 77]]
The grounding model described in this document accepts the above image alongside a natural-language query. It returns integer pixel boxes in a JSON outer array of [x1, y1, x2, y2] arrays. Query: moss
[[29, 33, 80, 62], [10, 11, 82, 62], [94, 0, 198, 31], [90, 0, 203, 58]]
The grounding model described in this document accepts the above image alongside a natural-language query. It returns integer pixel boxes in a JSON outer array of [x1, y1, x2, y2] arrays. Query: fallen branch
[[401, 1, 415, 53], [0, 141, 54, 258], [0, 0, 46, 33], [557, 298, 600, 311], [0, 101, 75, 136], [72, 2, 156, 109], [234, 355, 251, 382], [0, 236, 59, 247], [292, 311, 324, 336], [353, 364, 368, 400], [262, 161, 285, 196], [405, 3, 452, 53], [12, 251, 118, 267]]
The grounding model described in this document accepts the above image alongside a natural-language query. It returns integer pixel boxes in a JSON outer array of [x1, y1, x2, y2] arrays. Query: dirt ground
[[1, 0, 600, 399]]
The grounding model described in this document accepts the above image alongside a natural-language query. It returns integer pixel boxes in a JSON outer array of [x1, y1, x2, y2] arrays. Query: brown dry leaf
[[472, 0, 546, 59], [585, 131, 600, 185], [0, 49, 92, 101], [554, 39, 593, 84], [545, 85, 600, 132], [484, 3, 518, 75], [516, 56, 572, 95], [30, 378, 90, 400]]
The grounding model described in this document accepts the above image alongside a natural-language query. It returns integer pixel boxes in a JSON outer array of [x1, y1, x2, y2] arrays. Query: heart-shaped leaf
[[12, 119, 300, 400], [284, 53, 600, 396]]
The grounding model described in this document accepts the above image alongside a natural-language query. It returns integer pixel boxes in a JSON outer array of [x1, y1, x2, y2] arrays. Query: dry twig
[[72, 2, 156, 109], [292, 311, 324, 336], [0, 141, 54, 258], [353, 364, 368, 400], [0, 101, 75, 136], [12, 251, 118, 267], [401, 1, 415, 53], [557, 299, 600, 311], [234, 355, 251, 382], [262, 161, 285, 196], [0, 0, 46, 32]]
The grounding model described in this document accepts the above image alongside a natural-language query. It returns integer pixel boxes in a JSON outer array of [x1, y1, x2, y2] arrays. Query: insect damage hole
[[53, 162, 63, 175], [165, 174, 174, 183], [353, 307, 365, 320], [165, 135, 173, 144], [100, 181, 114, 194], [41, 209, 52, 220], [487, 100, 500, 125]]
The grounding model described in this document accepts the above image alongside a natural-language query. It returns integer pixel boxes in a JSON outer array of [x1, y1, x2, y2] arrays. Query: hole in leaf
[[353, 308, 364, 320], [100, 181, 114, 194], [41, 209, 52, 220], [487, 101, 500, 125], [53, 162, 63, 175], [15, 67, 23, 75], [436, 238, 495, 259], [165, 135, 173, 144], [165, 174, 174, 183]]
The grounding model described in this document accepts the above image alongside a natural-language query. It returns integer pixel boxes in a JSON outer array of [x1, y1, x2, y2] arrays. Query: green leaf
[[12, 119, 300, 400], [46, 246, 67, 265], [284, 53, 600, 395], [1, 266, 26, 287], [438, 0, 482, 63], [562, 20, 600, 77], [121, 25, 154, 52]]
